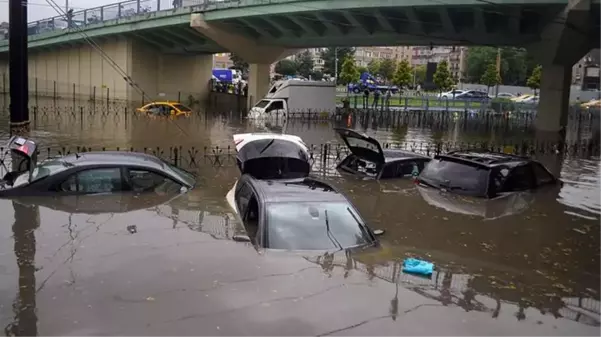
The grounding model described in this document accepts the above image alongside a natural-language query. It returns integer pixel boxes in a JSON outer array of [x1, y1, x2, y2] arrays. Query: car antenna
[[324, 210, 343, 251]]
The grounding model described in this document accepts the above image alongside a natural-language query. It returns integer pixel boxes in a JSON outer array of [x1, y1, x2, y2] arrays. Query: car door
[[531, 162, 556, 187], [56, 167, 127, 213]]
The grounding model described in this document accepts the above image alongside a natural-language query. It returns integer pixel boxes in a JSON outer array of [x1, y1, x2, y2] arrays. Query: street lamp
[[334, 47, 338, 84]]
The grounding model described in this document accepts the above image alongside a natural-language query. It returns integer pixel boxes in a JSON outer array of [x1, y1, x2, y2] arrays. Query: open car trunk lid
[[233, 133, 311, 179], [334, 128, 385, 165]]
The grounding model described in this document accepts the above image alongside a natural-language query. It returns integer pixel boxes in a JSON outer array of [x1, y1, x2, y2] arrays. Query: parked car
[[511, 94, 534, 102], [416, 150, 558, 198], [136, 101, 193, 117], [454, 90, 492, 100], [581, 99, 600, 109], [0, 136, 196, 199], [520, 95, 539, 104], [496, 92, 516, 99], [231, 174, 384, 250], [438, 89, 466, 99], [334, 128, 431, 179]]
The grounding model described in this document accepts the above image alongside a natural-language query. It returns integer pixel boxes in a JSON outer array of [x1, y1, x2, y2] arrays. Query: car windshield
[[254, 100, 270, 108], [160, 160, 196, 187], [420, 159, 490, 196], [13, 160, 70, 187], [265, 202, 374, 250], [172, 104, 191, 112]]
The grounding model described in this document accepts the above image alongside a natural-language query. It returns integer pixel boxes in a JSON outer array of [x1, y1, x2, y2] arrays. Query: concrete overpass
[[0, 0, 599, 132]]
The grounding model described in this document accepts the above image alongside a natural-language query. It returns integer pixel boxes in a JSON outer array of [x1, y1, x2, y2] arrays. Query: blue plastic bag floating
[[402, 258, 434, 276]]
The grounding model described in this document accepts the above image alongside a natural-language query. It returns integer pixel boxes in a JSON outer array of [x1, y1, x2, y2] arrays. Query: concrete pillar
[[528, 0, 594, 133], [536, 65, 572, 132], [247, 64, 270, 107], [190, 13, 298, 109]]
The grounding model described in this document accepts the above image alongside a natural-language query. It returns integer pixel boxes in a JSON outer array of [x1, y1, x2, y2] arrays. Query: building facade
[[354, 46, 413, 67], [213, 53, 233, 69]]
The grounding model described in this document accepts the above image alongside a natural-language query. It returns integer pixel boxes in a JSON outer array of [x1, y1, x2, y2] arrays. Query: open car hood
[[334, 128, 384, 164], [233, 133, 311, 179]]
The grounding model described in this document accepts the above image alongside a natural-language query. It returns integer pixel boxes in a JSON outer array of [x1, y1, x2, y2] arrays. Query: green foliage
[[320, 47, 355, 77], [465, 47, 536, 86], [367, 60, 381, 75], [433, 60, 454, 92], [379, 59, 396, 81], [414, 65, 426, 85], [295, 50, 314, 79], [392, 59, 412, 88], [275, 59, 297, 76], [310, 70, 324, 81], [229, 53, 248, 74], [357, 66, 368, 74], [527, 65, 542, 91], [338, 57, 360, 87], [480, 63, 501, 89]]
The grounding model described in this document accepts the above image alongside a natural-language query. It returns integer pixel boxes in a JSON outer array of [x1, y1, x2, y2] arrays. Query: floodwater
[[0, 99, 599, 335]]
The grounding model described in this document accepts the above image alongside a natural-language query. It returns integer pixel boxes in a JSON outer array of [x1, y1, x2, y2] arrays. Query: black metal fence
[[1, 139, 598, 178]]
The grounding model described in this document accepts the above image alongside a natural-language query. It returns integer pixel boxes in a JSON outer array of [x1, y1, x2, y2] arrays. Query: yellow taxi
[[511, 94, 533, 102], [136, 101, 192, 117], [581, 99, 601, 109]]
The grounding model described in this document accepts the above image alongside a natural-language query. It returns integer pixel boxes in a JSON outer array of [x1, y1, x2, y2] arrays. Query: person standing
[[372, 88, 381, 109], [363, 87, 370, 109]]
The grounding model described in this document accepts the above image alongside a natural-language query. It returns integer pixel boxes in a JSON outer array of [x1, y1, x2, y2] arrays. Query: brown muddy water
[[0, 100, 599, 335]]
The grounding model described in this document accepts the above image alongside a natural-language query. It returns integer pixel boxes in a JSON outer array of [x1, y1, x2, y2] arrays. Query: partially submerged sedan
[[226, 132, 383, 250], [232, 175, 382, 250], [334, 128, 431, 179], [0, 136, 196, 200], [416, 150, 558, 198]]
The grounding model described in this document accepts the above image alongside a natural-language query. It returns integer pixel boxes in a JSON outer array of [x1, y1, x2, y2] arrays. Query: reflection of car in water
[[136, 101, 193, 117], [417, 150, 558, 198], [0, 137, 196, 202], [416, 185, 535, 220], [334, 128, 431, 180]]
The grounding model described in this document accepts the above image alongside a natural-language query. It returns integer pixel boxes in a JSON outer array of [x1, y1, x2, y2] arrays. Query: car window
[[127, 169, 181, 194], [255, 100, 270, 108], [420, 159, 490, 195], [532, 163, 555, 185], [502, 165, 535, 192], [235, 183, 253, 216], [266, 101, 284, 112], [265, 202, 373, 250], [172, 104, 191, 112], [61, 168, 123, 193]]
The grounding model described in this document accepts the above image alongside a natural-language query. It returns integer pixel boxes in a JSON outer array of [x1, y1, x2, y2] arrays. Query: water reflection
[[4, 201, 39, 337]]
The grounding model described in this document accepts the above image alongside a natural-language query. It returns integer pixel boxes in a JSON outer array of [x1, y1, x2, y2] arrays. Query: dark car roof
[[56, 151, 168, 170], [440, 150, 528, 168], [382, 149, 430, 162], [247, 177, 347, 204]]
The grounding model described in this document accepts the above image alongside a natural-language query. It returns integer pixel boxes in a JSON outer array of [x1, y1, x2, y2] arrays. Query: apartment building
[[355, 46, 413, 67], [412, 45, 467, 81], [213, 53, 233, 69]]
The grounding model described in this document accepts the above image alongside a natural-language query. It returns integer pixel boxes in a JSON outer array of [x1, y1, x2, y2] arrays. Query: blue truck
[[347, 72, 399, 94]]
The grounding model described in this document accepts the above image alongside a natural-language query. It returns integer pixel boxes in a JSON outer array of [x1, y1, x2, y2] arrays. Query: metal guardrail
[[0, 0, 302, 41]]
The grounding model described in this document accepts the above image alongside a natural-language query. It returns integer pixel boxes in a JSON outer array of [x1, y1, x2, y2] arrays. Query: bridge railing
[[1, 0, 295, 41]]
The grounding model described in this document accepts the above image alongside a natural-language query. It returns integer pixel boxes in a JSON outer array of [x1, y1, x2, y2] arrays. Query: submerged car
[[0, 136, 196, 199], [232, 175, 382, 250], [136, 101, 192, 117], [334, 128, 431, 180], [416, 150, 558, 198]]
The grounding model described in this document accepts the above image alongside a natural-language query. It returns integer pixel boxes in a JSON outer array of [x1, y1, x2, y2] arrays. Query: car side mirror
[[233, 235, 251, 242], [373, 229, 385, 236]]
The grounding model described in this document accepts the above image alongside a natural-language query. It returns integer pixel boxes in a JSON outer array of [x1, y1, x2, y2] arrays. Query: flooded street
[[0, 99, 599, 335]]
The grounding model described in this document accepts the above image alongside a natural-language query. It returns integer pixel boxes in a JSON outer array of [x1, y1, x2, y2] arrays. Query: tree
[[338, 57, 360, 95], [433, 60, 454, 92], [527, 65, 542, 94], [357, 66, 368, 74], [295, 50, 314, 79], [392, 59, 412, 88], [310, 70, 324, 81], [379, 59, 396, 82], [465, 47, 534, 86], [413, 65, 426, 86], [320, 47, 355, 78], [367, 59, 381, 75], [480, 63, 501, 94], [229, 53, 248, 74], [274, 59, 297, 76]]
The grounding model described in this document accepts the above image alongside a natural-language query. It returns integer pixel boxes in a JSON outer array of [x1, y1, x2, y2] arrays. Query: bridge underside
[[209, 4, 600, 48]]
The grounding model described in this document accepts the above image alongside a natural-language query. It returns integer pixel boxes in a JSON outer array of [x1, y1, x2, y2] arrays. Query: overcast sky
[[0, 0, 172, 23]]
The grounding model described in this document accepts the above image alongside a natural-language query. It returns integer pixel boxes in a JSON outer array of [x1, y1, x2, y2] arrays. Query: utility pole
[[495, 47, 501, 97], [9, 0, 29, 134], [334, 47, 338, 84], [65, 0, 69, 13]]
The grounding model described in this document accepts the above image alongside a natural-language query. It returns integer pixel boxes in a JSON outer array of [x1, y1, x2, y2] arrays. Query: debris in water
[[402, 258, 434, 276], [572, 228, 587, 235]]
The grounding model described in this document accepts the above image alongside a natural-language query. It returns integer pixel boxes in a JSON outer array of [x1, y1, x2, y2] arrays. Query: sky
[[0, 0, 173, 23]]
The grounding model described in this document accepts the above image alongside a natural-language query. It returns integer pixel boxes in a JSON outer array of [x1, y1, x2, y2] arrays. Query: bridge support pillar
[[529, 0, 594, 133], [190, 13, 297, 110]]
